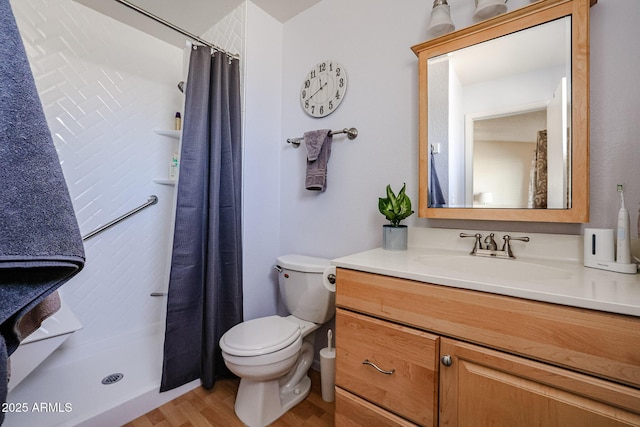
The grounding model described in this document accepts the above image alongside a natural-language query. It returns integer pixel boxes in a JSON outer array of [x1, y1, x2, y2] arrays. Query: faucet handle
[[460, 232, 483, 255], [501, 235, 530, 258]]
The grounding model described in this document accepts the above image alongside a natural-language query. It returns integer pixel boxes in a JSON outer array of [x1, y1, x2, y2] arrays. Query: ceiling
[[75, 0, 322, 49], [448, 15, 570, 86]]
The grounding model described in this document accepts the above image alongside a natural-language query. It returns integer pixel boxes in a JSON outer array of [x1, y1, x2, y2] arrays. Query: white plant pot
[[382, 225, 408, 251]]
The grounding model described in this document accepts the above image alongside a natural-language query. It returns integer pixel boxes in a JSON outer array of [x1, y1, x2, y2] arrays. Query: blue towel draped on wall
[[429, 151, 446, 207], [0, 0, 85, 421]]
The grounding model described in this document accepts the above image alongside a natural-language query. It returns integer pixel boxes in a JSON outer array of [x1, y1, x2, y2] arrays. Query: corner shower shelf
[[154, 129, 181, 139], [153, 179, 176, 186], [154, 129, 180, 186]]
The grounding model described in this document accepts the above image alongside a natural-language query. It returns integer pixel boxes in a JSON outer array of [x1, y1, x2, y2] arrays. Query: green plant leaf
[[386, 184, 399, 213], [378, 183, 414, 226]]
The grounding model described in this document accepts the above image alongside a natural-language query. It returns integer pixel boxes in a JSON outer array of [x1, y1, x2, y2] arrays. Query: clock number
[[311, 106, 315, 114], [319, 62, 326, 72], [329, 101, 334, 110], [319, 105, 324, 115], [310, 70, 316, 79], [339, 78, 344, 88], [301, 89, 307, 99], [335, 90, 341, 100], [305, 100, 309, 109], [336, 67, 341, 77], [304, 80, 310, 89]]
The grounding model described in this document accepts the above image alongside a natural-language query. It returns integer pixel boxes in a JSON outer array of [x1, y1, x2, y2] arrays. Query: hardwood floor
[[124, 369, 335, 427]]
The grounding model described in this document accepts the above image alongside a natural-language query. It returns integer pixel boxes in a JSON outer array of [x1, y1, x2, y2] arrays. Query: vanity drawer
[[335, 387, 418, 427], [335, 308, 439, 426]]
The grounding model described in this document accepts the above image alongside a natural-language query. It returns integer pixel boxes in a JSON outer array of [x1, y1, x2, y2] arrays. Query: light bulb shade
[[473, 0, 508, 21], [478, 192, 493, 204], [428, 1, 455, 36]]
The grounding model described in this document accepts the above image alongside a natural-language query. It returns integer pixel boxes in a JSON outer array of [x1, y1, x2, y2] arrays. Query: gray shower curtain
[[160, 46, 243, 392]]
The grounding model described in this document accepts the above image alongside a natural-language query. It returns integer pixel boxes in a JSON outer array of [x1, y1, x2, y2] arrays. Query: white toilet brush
[[319, 329, 336, 402]]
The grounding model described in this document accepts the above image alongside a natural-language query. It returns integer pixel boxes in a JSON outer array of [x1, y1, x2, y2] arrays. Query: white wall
[[243, 2, 284, 320], [589, 0, 640, 236], [279, 0, 430, 259], [271, 0, 640, 249], [11, 0, 183, 357]]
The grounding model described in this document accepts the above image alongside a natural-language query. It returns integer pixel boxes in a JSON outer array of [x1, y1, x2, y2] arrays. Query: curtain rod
[[114, 0, 240, 60]]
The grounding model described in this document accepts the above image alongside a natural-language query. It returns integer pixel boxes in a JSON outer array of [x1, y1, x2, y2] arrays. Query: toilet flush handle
[[274, 265, 282, 273]]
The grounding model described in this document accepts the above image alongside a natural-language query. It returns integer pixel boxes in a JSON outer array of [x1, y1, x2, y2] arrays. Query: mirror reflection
[[427, 16, 571, 209]]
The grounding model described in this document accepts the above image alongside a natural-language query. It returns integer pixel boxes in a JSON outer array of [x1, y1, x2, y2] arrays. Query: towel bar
[[287, 127, 358, 147]]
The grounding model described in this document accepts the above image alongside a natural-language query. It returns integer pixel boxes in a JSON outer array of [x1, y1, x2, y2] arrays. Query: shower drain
[[101, 373, 124, 385]]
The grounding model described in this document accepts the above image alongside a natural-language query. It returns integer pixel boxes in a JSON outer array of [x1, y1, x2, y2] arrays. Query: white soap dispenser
[[616, 184, 631, 264]]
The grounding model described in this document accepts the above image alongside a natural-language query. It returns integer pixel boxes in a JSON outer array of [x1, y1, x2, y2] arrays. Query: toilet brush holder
[[320, 329, 335, 402]]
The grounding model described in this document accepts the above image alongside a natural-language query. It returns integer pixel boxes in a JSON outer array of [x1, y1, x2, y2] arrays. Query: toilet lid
[[220, 316, 301, 357]]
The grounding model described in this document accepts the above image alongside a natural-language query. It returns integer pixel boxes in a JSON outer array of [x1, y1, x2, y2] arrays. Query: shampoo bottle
[[616, 184, 631, 264]]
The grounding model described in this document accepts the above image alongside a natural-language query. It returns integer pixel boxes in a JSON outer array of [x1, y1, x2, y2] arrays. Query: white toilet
[[220, 254, 336, 427]]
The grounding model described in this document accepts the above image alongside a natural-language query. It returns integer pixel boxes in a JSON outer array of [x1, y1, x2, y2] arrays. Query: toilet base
[[281, 374, 311, 413], [234, 375, 311, 427]]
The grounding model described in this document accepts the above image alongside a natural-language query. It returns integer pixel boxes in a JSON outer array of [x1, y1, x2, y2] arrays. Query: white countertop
[[331, 228, 640, 317]]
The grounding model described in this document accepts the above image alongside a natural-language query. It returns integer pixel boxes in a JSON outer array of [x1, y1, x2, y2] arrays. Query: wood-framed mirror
[[411, 0, 593, 222]]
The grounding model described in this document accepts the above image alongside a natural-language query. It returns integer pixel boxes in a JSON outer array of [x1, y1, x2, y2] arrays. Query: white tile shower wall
[[11, 0, 183, 358], [200, 4, 245, 56]]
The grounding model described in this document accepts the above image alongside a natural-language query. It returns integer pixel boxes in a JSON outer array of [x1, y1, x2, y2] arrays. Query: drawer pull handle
[[362, 359, 395, 375]]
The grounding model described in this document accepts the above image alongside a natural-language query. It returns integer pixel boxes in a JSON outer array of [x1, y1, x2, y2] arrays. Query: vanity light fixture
[[427, 0, 455, 36], [473, 0, 508, 21], [477, 192, 493, 206], [428, 0, 509, 37]]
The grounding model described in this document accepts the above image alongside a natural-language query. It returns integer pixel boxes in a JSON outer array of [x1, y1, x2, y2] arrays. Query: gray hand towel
[[0, 0, 85, 417], [304, 129, 332, 191]]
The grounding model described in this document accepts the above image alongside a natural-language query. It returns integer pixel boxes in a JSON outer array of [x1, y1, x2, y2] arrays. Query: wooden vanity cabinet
[[335, 268, 640, 426]]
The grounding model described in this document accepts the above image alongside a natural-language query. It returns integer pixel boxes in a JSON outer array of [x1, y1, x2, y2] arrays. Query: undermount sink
[[414, 254, 573, 282]]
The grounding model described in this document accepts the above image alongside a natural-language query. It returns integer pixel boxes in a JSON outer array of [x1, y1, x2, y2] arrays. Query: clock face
[[300, 60, 347, 118]]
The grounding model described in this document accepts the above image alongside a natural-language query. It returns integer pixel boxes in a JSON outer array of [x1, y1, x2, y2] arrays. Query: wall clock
[[300, 60, 347, 118]]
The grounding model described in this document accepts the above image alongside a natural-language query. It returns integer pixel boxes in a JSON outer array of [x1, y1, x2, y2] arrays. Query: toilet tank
[[276, 255, 336, 324]]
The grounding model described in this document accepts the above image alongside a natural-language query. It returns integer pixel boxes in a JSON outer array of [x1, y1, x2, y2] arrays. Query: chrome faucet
[[461, 232, 529, 259], [501, 235, 530, 259]]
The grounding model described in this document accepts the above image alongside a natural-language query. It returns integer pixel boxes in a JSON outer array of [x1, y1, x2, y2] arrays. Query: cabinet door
[[439, 338, 640, 426], [336, 308, 439, 426]]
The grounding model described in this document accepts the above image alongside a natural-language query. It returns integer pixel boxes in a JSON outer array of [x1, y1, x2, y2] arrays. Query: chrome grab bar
[[82, 195, 158, 241]]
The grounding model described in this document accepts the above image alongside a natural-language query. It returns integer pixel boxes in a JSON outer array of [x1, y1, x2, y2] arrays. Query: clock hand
[[308, 80, 327, 100]]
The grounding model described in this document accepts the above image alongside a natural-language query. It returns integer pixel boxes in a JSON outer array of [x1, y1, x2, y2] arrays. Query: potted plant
[[378, 183, 414, 251]]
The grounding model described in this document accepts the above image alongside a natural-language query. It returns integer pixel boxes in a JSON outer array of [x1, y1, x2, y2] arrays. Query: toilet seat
[[220, 315, 301, 357]]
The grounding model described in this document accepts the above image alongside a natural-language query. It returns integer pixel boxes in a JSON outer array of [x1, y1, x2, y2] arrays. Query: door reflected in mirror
[[427, 16, 571, 209]]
